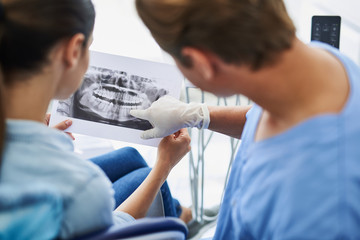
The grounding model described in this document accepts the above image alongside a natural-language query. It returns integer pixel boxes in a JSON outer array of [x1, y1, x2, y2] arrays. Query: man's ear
[[181, 47, 215, 81], [63, 33, 86, 69]]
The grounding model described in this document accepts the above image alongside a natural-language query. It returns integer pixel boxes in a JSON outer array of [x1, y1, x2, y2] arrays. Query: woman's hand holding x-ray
[[130, 95, 210, 139], [44, 114, 75, 140]]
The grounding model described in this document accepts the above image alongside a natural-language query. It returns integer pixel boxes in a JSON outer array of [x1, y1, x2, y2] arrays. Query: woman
[[0, 0, 191, 239]]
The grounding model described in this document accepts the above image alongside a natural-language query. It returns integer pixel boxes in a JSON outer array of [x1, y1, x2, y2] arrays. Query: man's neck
[[241, 38, 349, 125]]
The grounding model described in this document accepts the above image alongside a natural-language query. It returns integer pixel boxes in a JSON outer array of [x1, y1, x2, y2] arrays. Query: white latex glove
[[130, 95, 210, 139]]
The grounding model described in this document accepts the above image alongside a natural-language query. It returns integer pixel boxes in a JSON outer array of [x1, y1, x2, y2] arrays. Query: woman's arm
[[115, 128, 191, 219]]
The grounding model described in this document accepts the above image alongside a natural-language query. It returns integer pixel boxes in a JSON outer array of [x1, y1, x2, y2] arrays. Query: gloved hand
[[130, 95, 210, 139]]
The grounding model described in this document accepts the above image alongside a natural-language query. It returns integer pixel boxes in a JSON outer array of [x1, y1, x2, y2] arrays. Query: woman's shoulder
[[2, 119, 111, 196], [5, 119, 74, 150], [3, 123, 116, 239]]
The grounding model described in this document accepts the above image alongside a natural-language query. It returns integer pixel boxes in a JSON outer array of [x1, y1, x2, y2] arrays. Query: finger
[[44, 113, 51, 126], [179, 128, 189, 134], [141, 128, 160, 140], [176, 129, 191, 143], [176, 128, 189, 138], [66, 132, 75, 140], [54, 119, 72, 131], [130, 109, 149, 120], [173, 131, 181, 138]]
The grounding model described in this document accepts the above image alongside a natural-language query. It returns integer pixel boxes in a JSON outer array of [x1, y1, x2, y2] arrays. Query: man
[[131, 0, 360, 239]]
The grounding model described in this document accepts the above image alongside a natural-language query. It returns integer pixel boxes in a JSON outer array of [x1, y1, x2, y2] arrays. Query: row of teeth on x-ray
[[93, 68, 159, 92], [79, 86, 144, 121], [93, 85, 143, 106], [74, 66, 168, 121]]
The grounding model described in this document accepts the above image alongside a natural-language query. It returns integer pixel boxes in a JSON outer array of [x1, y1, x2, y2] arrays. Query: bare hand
[[44, 113, 75, 140], [156, 128, 191, 173]]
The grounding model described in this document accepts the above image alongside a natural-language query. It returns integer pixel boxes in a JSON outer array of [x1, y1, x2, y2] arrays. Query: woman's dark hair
[[0, 0, 95, 164], [0, 74, 4, 167], [0, 0, 95, 80]]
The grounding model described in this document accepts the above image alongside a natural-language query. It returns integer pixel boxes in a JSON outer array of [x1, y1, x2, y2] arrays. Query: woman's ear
[[63, 33, 86, 69], [181, 47, 215, 81]]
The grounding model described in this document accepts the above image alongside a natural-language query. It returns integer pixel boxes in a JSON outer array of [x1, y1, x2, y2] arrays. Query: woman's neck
[[4, 72, 58, 123]]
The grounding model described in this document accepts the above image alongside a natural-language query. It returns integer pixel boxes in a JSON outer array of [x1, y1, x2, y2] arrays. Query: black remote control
[[311, 16, 341, 49]]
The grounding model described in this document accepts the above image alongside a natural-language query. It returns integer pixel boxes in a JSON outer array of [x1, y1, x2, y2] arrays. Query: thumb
[[130, 109, 149, 120], [141, 128, 161, 140], [54, 119, 72, 131]]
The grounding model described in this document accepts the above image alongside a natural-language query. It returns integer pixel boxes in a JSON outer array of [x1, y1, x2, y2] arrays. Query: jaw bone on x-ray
[[57, 66, 168, 130]]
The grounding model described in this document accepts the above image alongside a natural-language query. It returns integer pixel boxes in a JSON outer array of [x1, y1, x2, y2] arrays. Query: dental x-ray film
[[50, 51, 184, 147]]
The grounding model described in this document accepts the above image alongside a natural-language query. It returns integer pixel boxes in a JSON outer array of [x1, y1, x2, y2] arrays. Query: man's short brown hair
[[136, 0, 296, 70]]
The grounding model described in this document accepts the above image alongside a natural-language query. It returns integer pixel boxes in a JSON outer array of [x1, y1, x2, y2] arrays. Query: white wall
[[90, 0, 360, 65], [284, 0, 360, 64], [90, 0, 166, 63]]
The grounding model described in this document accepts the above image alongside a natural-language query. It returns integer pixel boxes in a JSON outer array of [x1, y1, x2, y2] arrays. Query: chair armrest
[[76, 217, 188, 240]]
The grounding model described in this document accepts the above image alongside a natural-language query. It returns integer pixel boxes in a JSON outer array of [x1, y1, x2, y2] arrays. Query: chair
[[184, 80, 245, 222], [0, 183, 188, 240], [75, 217, 188, 240]]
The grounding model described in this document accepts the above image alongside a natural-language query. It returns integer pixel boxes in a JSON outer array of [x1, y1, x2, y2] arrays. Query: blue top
[[214, 42, 360, 239], [0, 184, 62, 240], [0, 120, 134, 239]]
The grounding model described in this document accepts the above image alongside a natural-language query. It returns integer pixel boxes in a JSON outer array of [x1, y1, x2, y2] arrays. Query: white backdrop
[[91, 0, 172, 64], [284, 0, 360, 64]]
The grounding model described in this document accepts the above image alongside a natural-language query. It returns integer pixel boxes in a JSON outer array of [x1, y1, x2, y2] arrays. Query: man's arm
[[208, 105, 251, 139], [130, 95, 251, 140]]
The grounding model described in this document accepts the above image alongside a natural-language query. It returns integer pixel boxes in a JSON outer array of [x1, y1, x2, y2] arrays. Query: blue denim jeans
[[89, 147, 182, 218]]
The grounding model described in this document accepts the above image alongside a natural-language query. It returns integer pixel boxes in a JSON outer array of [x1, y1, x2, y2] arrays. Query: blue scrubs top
[[214, 42, 360, 239]]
